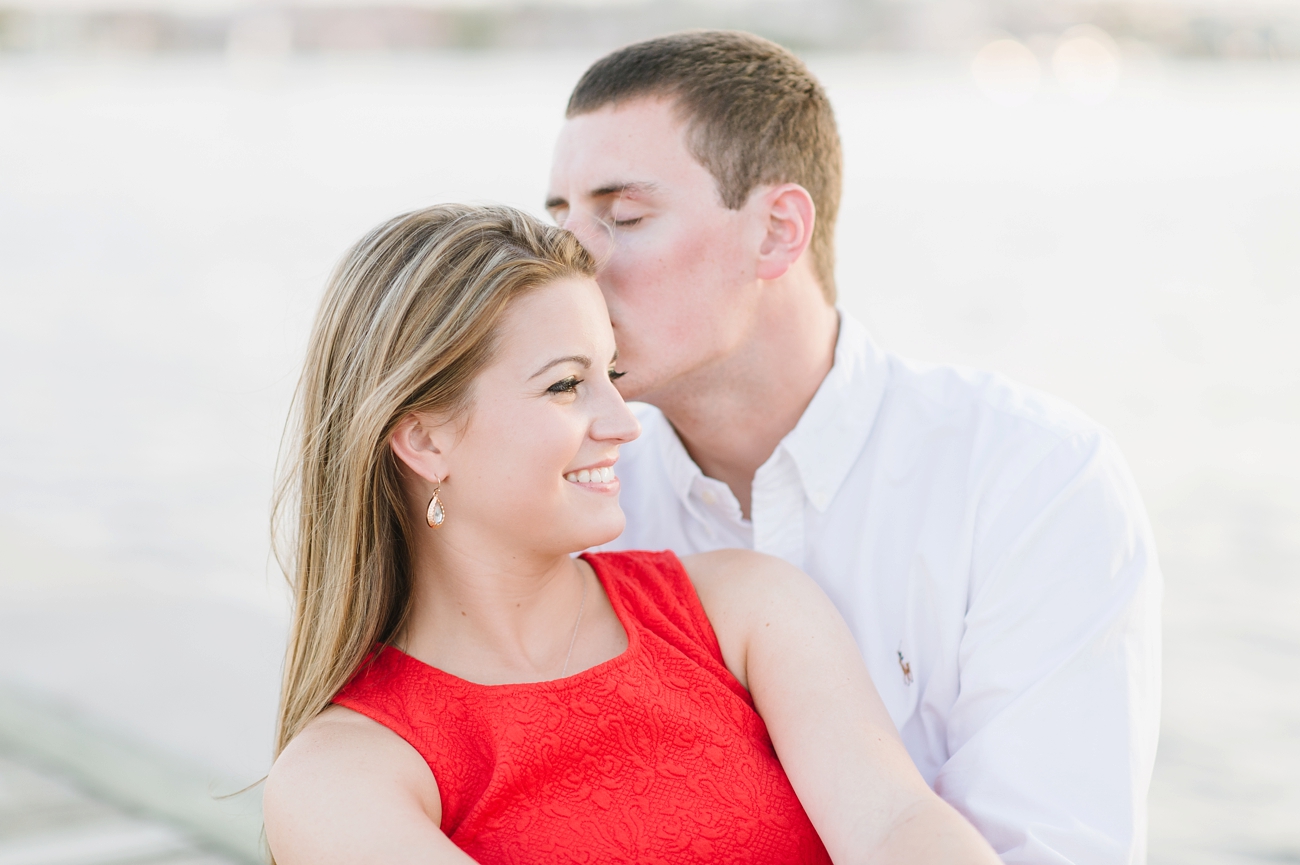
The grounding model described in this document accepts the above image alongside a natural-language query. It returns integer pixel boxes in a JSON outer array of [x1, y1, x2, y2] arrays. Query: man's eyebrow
[[591, 181, 659, 199], [530, 355, 591, 379], [546, 182, 660, 211]]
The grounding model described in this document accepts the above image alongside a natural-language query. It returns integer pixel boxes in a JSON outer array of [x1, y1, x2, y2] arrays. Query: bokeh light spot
[[972, 38, 1041, 106], [1052, 25, 1122, 103]]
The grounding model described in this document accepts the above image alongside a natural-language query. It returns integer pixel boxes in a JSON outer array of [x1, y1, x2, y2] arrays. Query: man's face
[[547, 97, 762, 402]]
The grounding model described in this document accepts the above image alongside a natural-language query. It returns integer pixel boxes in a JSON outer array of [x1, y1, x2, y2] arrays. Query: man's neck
[[642, 290, 839, 520]]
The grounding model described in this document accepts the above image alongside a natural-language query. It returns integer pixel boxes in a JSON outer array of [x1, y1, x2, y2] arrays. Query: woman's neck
[[397, 534, 620, 685]]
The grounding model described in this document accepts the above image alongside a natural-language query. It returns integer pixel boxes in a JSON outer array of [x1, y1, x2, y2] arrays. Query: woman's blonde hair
[[272, 203, 595, 756]]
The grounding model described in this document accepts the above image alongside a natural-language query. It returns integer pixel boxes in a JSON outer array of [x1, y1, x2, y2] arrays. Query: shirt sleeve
[[934, 429, 1163, 864]]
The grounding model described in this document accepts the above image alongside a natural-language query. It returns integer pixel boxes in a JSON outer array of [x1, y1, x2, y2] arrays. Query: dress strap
[[581, 550, 751, 707]]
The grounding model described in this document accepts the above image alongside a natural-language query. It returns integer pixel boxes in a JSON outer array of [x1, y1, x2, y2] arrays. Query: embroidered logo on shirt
[[897, 649, 913, 685]]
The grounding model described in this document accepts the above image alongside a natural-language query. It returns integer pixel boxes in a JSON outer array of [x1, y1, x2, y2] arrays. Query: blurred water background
[[1, 1, 1298, 862]]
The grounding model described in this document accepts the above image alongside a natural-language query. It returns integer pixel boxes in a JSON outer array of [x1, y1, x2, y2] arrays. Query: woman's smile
[[564, 464, 618, 487]]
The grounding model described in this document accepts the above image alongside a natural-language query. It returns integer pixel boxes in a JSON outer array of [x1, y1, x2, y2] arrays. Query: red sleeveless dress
[[334, 550, 831, 865]]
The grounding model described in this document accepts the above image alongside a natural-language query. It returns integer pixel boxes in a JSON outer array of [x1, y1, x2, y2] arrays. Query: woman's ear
[[389, 413, 451, 485], [755, 183, 816, 282]]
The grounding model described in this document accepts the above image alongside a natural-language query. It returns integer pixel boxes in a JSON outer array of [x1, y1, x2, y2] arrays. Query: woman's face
[[422, 276, 641, 558]]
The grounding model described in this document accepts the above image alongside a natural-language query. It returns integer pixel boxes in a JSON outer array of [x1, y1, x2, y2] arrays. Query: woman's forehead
[[493, 279, 615, 367]]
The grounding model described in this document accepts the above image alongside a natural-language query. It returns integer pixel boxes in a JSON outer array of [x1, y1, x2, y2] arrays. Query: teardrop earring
[[426, 481, 446, 529]]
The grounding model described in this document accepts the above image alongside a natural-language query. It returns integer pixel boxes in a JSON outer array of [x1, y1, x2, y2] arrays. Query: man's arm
[[939, 430, 1162, 864]]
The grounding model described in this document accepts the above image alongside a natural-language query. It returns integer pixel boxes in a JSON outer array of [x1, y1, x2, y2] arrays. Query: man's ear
[[389, 412, 452, 485], [755, 183, 816, 281]]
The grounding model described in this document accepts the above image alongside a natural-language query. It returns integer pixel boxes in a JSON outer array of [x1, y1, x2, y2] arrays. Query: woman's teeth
[[566, 467, 615, 484]]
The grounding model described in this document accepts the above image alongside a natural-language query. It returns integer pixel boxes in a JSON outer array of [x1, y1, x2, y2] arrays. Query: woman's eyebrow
[[530, 355, 591, 379]]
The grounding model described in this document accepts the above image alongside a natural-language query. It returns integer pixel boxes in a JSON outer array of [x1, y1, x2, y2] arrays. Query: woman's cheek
[[520, 419, 573, 488]]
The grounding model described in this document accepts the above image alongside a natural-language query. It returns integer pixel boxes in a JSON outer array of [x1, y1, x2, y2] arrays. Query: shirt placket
[[750, 447, 806, 570]]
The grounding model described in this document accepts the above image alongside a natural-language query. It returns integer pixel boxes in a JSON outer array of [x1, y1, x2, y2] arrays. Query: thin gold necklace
[[559, 569, 588, 678]]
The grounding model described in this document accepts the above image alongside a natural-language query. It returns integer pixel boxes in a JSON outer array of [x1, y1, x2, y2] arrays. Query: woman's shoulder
[[677, 548, 802, 585], [676, 549, 828, 692], [264, 706, 446, 864], [266, 705, 441, 819], [671, 549, 810, 615]]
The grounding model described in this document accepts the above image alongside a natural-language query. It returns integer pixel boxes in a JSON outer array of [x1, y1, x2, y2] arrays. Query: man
[[545, 30, 1161, 865]]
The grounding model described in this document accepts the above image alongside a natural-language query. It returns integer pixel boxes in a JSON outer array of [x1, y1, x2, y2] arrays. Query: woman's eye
[[612, 217, 642, 228], [609, 369, 627, 381], [547, 376, 582, 394]]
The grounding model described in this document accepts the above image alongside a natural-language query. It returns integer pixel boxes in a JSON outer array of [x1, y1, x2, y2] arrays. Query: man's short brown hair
[[566, 30, 842, 302]]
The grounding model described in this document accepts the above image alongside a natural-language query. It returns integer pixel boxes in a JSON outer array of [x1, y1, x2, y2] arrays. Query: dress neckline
[[380, 553, 640, 692]]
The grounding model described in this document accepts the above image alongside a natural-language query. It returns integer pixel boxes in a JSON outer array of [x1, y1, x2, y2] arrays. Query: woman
[[263, 204, 999, 865]]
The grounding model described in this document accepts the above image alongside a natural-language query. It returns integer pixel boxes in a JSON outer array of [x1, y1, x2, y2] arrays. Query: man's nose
[[561, 212, 614, 269]]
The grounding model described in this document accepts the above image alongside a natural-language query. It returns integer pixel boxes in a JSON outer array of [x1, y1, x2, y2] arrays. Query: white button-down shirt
[[601, 312, 1162, 864]]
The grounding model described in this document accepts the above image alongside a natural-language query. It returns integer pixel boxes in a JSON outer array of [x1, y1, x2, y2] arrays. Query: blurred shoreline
[[2, 0, 1300, 59]]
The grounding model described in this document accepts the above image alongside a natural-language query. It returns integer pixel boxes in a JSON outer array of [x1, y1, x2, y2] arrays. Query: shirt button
[[701, 490, 716, 505]]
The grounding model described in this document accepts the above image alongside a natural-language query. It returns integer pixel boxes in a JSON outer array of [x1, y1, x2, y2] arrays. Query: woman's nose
[[592, 386, 641, 445]]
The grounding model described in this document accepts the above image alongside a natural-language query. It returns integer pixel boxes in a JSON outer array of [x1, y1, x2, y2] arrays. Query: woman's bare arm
[[264, 705, 475, 865], [684, 549, 1000, 865]]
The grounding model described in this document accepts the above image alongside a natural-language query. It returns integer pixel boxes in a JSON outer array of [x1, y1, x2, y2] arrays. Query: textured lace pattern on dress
[[334, 550, 831, 865]]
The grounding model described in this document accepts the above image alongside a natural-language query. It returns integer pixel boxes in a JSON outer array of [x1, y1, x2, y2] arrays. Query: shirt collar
[[647, 308, 888, 516], [650, 407, 709, 523], [776, 310, 888, 512]]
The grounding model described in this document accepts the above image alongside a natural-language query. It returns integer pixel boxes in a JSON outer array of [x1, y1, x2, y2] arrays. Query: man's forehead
[[563, 95, 684, 143], [549, 100, 692, 194]]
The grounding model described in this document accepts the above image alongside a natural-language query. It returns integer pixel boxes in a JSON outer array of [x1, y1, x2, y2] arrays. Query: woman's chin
[[487, 499, 625, 556], [561, 508, 626, 553]]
